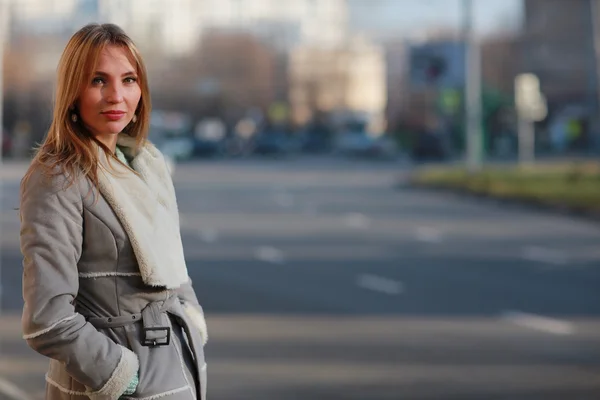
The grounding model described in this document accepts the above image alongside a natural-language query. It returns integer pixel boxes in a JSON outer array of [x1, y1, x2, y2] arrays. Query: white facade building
[[99, 0, 348, 55], [289, 34, 387, 130], [12, 0, 348, 55]]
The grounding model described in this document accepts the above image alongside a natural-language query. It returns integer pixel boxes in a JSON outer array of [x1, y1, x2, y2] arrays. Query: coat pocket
[[123, 318, 195, 399], [46, 359, 89, 398]]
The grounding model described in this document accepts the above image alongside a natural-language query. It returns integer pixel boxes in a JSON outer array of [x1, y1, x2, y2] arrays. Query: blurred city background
[[1, 0, 600, 399]]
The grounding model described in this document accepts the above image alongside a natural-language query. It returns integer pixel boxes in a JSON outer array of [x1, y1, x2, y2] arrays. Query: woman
[[19, 23, 208, 399]]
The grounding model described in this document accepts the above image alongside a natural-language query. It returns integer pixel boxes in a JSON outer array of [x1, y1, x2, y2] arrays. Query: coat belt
[[84, 295, 205, 397], [86, 295, 181, 346]]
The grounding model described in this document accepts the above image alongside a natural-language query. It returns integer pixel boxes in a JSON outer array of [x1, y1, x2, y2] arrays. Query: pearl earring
[[71, 113, 78, 123], [132, 114, 137, 123]]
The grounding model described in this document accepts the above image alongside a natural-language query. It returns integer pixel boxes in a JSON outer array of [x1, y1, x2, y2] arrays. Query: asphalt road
[[1, 157, 600, 399]]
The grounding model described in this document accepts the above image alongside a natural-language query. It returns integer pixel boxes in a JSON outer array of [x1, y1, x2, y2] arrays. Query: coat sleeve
[[20, 168, 138, 399], [177, 278, 208, 345]]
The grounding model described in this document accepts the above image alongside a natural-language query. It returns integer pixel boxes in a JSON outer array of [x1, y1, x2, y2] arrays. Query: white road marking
[[356, 274, 404, 295], [274, 192, 295, 208], [522, 246, 568, 266], [0, 377, 32, 400], [501, 311, 574, 335], [415, 226, 443, 243], [198, 228, 219, 243], [255, 246, 286, 264], [344, 213, 370, 229]]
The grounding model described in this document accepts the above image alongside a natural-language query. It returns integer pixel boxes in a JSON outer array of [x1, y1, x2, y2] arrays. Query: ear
[[71, 96, 81, 110]]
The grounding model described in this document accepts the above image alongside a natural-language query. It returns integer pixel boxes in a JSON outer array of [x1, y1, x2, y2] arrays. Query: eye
[[124, 76, 138, 84], [91, 77, 105, 85]]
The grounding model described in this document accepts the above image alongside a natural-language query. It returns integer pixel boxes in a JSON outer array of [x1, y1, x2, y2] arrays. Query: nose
[[104, 83, 124, 104]]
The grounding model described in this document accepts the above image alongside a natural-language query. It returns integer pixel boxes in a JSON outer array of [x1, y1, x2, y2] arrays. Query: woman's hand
[[119, 371, 139, 398]]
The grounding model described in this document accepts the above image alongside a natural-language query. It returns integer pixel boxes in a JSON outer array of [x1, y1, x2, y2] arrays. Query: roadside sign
[[515, 73, 547, 122], [515, 73, 547, 165]]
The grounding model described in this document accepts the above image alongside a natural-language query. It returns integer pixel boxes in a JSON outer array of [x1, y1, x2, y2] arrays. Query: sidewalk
[[1, 160, 47, 399], [0, 161, 29, 181], [0, 313, 46, 400]]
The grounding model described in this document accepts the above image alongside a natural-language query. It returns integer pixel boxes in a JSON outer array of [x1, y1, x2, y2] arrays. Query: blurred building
[[385, 35, 469, 131], [383, 39, 410, 132], [177, 31, 277, 121], [521, 0, 597, 108], [4, 0, 351, 130], [9, 0, 102, 79], [12, 0, 78, 21], [100, 0, 348, 56], [383, 28, 522, 156], [481, 33, 520, 96], [11, 0, 99, 34], [99, 0, 201, 56], [10, 0, 348, 56], [197, 0, 348, 50], [289, 35, 386, 132], [521, 0, 600, 151]]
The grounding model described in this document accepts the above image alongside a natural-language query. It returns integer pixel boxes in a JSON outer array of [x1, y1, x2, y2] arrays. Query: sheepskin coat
[[20, 134, 208, 400]]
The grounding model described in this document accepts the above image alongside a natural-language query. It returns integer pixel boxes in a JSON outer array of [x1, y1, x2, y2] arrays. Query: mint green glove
[[120, 372, 139, 397]]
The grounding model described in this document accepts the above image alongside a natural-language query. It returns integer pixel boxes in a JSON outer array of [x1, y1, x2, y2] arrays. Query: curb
[[403, 181, 600, 223]]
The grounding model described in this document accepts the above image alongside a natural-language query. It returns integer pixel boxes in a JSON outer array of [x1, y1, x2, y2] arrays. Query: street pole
[[517, 114, 535, 165], [463, 0, 482, 171], [0, 0, 10, 316], [0, 0, 9, 318], [0, 0, 7, 166], [590, 0, 600, 151]]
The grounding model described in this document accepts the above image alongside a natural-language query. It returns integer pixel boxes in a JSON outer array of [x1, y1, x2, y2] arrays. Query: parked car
[[252, 131, 291, 156], [411, 131, 449, 161], [192, 118, 227, 158], [334, 131, 398, 159], [148, 110, 195, 161], [298, 125, 334, 154], [192, 137, 225, 158], [161, 135, 195, 161], [149, 127, 194, 161]]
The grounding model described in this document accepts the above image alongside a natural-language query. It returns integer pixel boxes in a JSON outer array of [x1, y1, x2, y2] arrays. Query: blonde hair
[[23, 23, 151, 188]]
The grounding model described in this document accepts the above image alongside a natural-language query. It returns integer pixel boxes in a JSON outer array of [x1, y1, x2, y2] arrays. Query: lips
[[101, 111, 126, 121]]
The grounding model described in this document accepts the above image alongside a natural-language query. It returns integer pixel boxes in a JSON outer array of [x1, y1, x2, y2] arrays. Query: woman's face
[[78, 44, 141, 150]]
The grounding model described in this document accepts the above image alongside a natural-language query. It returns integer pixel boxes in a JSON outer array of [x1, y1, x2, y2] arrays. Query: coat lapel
[[95, 134, 189, 288]]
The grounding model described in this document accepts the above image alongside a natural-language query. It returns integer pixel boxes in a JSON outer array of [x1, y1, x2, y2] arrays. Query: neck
[[95, 134, 119, 154]]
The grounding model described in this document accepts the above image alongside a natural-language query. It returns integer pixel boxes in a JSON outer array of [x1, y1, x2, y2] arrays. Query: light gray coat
[[20, 134, 208, 400]]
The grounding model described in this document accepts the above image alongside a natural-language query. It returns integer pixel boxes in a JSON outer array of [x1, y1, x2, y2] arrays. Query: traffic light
[[414, 53, 447, 85], [424, 56, 446, 83], [409, 42, 465, 89]]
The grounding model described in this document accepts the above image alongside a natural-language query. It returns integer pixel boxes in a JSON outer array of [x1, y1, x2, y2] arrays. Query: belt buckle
[[142, 327, 171, 347]]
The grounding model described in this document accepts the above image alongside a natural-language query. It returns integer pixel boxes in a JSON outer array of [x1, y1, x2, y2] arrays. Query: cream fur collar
[[95, 134, 189, 288]]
